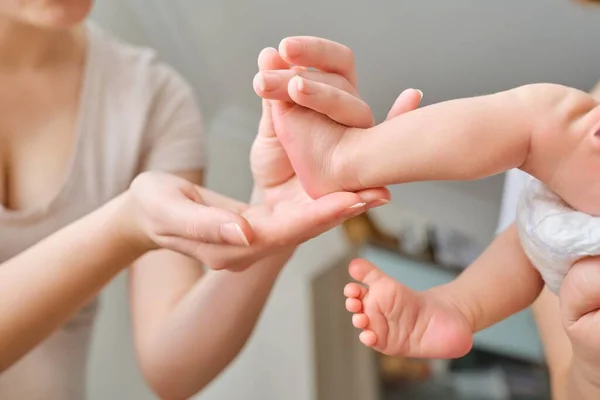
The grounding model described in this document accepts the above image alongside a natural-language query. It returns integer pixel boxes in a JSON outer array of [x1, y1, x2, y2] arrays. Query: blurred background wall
[[87, 1, 600, 398]]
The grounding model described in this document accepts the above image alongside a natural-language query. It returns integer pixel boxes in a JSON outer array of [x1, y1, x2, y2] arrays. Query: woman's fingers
[[287, 76, 373, 128], [386, 89, 424, 120], [257, 47, 289, 138], [162, 200, 252, 247], [278, 36, 357, 86], [132, 172, 253, 247], [267, 188, 391, 246], [195, 186, 248, 214], [254, 67, 357, 101], [258, 47, 288, 71]]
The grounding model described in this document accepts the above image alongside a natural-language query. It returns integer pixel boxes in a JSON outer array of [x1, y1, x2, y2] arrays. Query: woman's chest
[[0, 69, 82, 212]]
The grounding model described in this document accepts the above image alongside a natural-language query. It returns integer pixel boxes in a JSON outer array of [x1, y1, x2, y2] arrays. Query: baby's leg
[[345, 225, 543, 357], [259, 56, 598, 199], [253, 37, 424, 199]]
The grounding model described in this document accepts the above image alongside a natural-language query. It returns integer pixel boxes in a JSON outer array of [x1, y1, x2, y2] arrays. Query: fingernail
[[254, 72, 281, 92], [294, 76, 316, 95], [343, 202, 367, 217], [348, 202, 367, 209], [357, 191, 385, 204], [220, 223, 250, 246], [415, 89, 424, 99], [283, 38, 303, 58], [367, 199, 389, 209]]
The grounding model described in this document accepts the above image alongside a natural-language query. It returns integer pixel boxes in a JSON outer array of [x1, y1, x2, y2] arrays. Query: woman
[[0, 2, 391, 399]]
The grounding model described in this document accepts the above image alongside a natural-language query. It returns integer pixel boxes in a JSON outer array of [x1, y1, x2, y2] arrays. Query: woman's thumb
[[560, 256, 600, 326]]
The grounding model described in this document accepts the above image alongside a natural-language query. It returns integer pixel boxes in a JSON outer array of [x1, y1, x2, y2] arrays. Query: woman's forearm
[[138, 249, 293, 400], [0, 194, 142, 372]]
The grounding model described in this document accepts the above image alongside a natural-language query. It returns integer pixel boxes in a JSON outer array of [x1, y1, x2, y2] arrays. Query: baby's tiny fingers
[[346, 298, 363, 313], [352, 313, 369, 329], [359, 330, 378, 347], [289, 76, 373, 128]]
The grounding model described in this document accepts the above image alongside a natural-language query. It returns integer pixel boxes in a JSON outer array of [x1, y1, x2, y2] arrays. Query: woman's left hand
[[186, 37, 421, 270], [559, 257, 600, 397], [193, 38, 393, 270]]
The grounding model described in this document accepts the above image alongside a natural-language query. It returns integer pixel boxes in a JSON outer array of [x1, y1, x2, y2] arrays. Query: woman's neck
[[0, 18, 85, 71]]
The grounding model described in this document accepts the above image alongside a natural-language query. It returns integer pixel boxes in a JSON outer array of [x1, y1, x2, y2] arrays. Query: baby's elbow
[[512, 83, 599, 134]]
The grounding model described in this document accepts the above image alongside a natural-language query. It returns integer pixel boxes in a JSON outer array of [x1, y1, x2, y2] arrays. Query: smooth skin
[[0, 26, 395, 400], [256, 36, 600, 399]]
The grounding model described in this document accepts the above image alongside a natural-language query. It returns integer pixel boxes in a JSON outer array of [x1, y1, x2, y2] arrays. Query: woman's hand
[[559, 257, 600, 398], [249, 37, 420, 231], [125, 171, 254, 252], [121, 38, 421, 271], [241, 36, 422, 267]]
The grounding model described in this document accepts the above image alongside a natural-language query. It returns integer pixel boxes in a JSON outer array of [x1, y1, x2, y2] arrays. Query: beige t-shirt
[[0, 23, 205, 399]]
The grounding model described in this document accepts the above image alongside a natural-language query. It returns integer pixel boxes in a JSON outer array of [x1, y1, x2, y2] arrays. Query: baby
[[255, 72, 600, 358]]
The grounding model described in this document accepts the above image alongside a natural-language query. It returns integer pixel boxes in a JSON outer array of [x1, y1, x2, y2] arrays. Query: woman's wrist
[[104, 191, 156, 256]]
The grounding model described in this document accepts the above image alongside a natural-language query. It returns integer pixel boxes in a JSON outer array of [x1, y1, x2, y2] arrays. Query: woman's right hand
[[122, 171, 254, 257], [559, 257, 600, 398]]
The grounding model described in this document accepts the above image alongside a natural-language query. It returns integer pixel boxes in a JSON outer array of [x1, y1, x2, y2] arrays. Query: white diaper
[[516, 177, 600, 295]]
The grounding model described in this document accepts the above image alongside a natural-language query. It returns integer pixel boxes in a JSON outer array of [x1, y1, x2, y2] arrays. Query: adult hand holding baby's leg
[[161, 43, 393, 271], [253, 37, 422, 198], [253, 40, 472, 359]]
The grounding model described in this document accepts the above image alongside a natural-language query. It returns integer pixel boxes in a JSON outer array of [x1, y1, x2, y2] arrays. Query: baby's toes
[[359, 330, 378, 347], [345, 297, 363, 313], [344, 283, 367, 299], [352, 313, 369, 329]]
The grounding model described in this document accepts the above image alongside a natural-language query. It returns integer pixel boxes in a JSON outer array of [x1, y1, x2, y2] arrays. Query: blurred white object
[[432, 226, 485, 269], [397, 222, 429, 256]]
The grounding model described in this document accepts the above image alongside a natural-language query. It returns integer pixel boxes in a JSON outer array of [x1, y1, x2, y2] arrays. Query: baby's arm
[[342, 84, 599, 191]]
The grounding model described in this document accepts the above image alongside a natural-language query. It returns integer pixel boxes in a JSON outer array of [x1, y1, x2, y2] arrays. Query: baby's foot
[[344, 259, 473, 359], [269, 82, 356, 199]]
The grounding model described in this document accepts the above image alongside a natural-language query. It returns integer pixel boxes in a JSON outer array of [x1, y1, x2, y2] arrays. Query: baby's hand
[[344, 259, 473, 358], [253, 36, 422, 199]]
